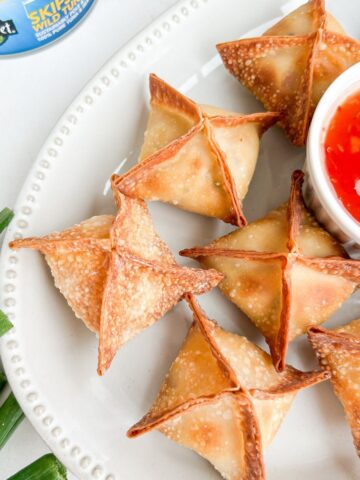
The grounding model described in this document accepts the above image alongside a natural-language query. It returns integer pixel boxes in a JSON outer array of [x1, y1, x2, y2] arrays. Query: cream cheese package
[[0, 0, 95, 55]]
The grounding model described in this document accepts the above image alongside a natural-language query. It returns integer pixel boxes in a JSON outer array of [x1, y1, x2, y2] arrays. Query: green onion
[[0, 208, 14, 337], [0, 207, 14, 234], [0, 392, 24, 449], [0, 372, 6, 394], [0, 309, 13, 337], [7, 453, 67, 480]]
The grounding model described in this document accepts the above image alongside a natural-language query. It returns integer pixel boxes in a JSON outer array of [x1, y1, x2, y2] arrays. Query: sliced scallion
[[7, 453, 67, 480], [0, 208, 15, 337], [0, 207, 14, 234], [0, 392, 24, 449], [0, 309, 13, 337], [0, 372, 6, 394]]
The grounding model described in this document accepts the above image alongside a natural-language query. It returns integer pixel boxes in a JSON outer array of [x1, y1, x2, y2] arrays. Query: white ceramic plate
[[1, 1, 360, 479]]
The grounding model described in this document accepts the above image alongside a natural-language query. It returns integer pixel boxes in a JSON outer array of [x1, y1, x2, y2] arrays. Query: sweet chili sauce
[[324, 90, 360, 223]]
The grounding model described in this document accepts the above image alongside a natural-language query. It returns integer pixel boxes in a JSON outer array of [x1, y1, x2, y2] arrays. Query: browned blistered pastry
[[181, 171, 360, 370], [9, 190, 222, 375], [308, 319, 360, 456], [128, 296, 329, 479], [217, 0, 360, 145], [112, 73, 279, 226]]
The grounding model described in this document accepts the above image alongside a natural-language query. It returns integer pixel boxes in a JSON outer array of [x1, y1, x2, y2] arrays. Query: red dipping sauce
[[324, 91, 360, 223]]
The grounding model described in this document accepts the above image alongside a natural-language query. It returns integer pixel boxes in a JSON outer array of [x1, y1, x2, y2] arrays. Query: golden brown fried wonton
[[128, 296, 329, 479], [112, 74, 279, 226], [308, 318, 360, 456], [181, 171, 360, 370], [10, 191, 222, 375], [217, 0, 360, 145]]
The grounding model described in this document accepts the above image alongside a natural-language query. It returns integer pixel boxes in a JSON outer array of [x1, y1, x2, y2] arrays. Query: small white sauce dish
[[304, 61, 360, 250]]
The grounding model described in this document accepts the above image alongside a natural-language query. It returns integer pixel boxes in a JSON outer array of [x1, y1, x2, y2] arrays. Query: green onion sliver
[[7, 453, 67, 480], [0, 309, 13, 337], [0, 392, 24, 449], [0, 207, 14, 234], [0, 372, 6, 394]]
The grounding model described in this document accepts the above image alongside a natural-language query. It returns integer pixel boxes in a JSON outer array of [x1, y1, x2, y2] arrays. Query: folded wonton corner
[[308, 319, 360, 456], [181, 170, 360, 371], [10, 191, 222, 375], [217, 0, 360, 145], [128, 295, 329, 479], [112, 73, 280, 226]]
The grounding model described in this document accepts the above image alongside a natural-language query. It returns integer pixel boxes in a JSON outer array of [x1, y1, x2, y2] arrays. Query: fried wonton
[[128, 296, 329, 479], [112, 74, 279, 226], [9, 191, 222, 375], [217, 0, 360, 145], [181, 171, 360, 370], [308, 318, 360, 455]]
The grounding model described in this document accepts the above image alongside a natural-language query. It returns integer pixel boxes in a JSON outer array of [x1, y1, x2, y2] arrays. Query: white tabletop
[[0, 1, 176, 478]]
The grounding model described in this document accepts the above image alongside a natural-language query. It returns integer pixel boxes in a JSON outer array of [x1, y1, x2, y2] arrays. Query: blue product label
[[0, 0, 95, 55]]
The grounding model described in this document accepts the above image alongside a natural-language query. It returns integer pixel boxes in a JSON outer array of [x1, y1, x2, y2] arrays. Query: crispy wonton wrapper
[[181, 171, 360, 370], [112, 74, 279, 226], [9, 190, 222, 375], [128, 296, 329, 479], [217, 0, 360, 145], [308, 319, 360, 456]]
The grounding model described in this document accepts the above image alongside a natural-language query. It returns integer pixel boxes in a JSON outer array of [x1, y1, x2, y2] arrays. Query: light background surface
[[0, 1, 177, 477]]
